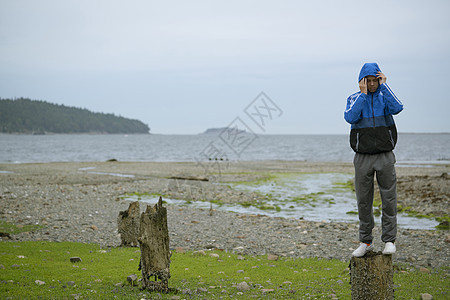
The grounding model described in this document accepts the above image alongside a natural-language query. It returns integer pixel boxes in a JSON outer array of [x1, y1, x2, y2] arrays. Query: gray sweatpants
[[353, 151, 397, 244]]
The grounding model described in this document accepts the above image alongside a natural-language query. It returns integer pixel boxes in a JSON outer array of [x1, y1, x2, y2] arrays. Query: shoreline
[[0, 161, 449, 270]]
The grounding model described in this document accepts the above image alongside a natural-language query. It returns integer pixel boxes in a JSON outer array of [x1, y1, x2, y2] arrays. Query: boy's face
[[366, 75, 379, 93]]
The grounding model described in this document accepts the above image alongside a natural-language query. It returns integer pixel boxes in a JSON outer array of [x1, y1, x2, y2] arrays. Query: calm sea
[[0, 133, 449, 164]]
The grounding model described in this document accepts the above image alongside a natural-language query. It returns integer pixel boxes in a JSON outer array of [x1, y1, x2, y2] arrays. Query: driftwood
[[168, 175, 209, 181], [117, 201, 140, 247], [138, 197, 171, 292], [349, 251, 394, 299]]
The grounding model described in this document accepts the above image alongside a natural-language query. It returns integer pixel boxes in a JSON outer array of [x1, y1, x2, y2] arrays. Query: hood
[[358, 63, 381, 82]]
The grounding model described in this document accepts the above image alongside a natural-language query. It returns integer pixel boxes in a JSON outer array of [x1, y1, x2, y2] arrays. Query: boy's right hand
[[359, 78, 367, 94]]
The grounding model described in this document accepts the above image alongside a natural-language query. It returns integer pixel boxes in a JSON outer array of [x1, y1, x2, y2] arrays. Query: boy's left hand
[[377, 72, 387, 84]]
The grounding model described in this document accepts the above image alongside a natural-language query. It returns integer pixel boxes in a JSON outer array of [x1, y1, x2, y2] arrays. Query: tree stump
[[349, 251, 394, 299], [117, 201, 140, 247], [138, 197, 171, 292]]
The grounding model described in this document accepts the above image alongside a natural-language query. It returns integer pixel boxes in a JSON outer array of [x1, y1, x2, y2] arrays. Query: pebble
[[421, 293, 433, 300], [236, 281, 250, 291], [127, 274, 138, 283], [268, 254, 279, 261], [69, 257, 82, 263], [175, 247, 185, 253], [193, 250, 206, 256], [35, 280, 45, 285]]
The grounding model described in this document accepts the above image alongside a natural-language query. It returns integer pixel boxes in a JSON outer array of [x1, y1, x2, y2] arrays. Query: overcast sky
[[1, 0, 449, 134]]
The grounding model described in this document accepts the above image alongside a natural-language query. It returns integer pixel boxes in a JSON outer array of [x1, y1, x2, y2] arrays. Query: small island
[[201, 127, 247, 135], [0, 98, 150, 134]]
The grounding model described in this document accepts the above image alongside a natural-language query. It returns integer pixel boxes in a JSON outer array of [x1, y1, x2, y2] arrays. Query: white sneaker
[[352, 243, 374, 257], [382, 242, 396, 255]]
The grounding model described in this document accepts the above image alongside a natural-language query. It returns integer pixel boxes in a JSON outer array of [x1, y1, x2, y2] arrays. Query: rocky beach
[[0, 161, 448, 270]]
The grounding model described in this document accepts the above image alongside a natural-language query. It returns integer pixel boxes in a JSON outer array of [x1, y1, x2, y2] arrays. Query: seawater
[[0, 133, 449, 163]]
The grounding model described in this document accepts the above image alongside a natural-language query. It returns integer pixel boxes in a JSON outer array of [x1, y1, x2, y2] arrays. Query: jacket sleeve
[[380, 83, 403, 115], [344, 92, 366, 124]]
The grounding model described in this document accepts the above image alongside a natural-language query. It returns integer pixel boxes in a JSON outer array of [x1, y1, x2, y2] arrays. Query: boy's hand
[[359, 78, 367, 94], [377, 72, 387, 84]]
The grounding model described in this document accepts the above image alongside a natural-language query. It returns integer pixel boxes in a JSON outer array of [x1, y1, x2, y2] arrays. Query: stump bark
[[138, 197, 171, 292], [349, 251, 394, 299], [117, 201, 140, 247]]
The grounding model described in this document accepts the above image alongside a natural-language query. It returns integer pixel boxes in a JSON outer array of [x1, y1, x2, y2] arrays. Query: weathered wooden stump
[[138, 197, 171, 292], [117, 201, 140, 247], [349, 251, 394, 299]]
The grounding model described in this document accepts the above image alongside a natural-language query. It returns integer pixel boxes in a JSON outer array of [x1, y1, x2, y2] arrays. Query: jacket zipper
[[371, 94, 375, 127], [371, 94, 376, 149]]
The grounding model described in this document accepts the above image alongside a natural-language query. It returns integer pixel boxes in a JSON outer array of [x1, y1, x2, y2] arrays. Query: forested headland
[[0, 98, 150, 134]]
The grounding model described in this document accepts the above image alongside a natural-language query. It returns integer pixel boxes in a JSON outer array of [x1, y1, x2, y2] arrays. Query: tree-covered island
[[0, 98, 150, 134]]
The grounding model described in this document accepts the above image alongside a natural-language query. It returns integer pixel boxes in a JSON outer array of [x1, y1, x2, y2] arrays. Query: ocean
[[0, 133, 449, 164]]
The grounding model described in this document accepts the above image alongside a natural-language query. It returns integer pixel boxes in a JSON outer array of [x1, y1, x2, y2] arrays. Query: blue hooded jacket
[[344, 63, 404, 154]]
